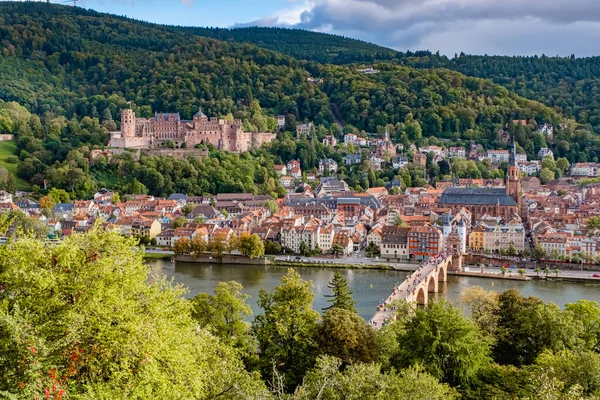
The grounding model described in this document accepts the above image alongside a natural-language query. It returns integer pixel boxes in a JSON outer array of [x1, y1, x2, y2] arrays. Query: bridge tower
[[449, 252, 463, 271]]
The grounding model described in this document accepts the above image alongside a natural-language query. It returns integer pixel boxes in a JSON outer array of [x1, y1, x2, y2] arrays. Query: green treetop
[[190, 281, 256, 358], [253, 268, 320, 392], [0, 228, 268, 399], [323, 271, 356, 312], [238, 232, 265, 259], [393, 300, 492, 387]]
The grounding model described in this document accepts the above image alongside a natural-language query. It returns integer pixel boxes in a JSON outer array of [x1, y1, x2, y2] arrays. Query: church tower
[[506, 138, 521, 211]]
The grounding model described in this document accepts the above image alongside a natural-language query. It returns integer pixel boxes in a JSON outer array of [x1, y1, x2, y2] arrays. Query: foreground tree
[[393, 300, 491, 387], [238, 232, 265, 259], [494, 290, 584, 366], [534, 350, 600, 396], [0, 228, 268, 398], [461, 286, 500, 340], [190, 281, 256, 357], [316, 308, 379, 365], [253, 269, 319, 391], [0, 211, 49, 238], [294, 356, 459, 400], [323, 272, 356, 312], [565, 300, 600, 352]]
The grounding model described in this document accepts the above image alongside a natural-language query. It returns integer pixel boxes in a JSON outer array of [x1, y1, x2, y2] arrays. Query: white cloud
[[237, 0, 600, 56]]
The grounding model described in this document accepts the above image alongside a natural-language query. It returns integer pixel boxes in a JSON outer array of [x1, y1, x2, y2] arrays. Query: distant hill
[[176, 27, 400, 65], [180, 27, 600, 134], [0, 2, 581, 147], [0, 2, 332, 123], [407, 54, 600, 135], [2, 1, 600, 194]]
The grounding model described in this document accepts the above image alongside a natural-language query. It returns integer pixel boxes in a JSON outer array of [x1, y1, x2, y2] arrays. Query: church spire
[[509, 136, 518, 167]]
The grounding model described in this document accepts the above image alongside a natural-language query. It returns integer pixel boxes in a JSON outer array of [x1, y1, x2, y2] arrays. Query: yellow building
[[469, 226, 485, 251]]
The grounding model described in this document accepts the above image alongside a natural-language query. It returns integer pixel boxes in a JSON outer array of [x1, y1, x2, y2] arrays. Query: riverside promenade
[[368, 253, 455, 329]]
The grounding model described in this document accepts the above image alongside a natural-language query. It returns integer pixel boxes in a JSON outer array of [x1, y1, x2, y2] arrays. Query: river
[[148, 260, 600, 320]]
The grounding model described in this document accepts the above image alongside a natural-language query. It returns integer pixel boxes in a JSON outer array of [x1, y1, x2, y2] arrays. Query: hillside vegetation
[[1, 2, 600, 196], [182, 26, 400, 64], [400, 53, 600, 135], [0, 2, 332, 125], [189, 27, 600, 137], [0, 2, 563, 137]]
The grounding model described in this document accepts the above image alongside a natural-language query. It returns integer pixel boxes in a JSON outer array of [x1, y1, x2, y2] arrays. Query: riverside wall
[[465, 254, 600, 271], [175, 254, 270, 265]]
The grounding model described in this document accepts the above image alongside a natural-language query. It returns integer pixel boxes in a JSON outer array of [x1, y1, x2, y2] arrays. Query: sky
[[35, 0, 600, 57]]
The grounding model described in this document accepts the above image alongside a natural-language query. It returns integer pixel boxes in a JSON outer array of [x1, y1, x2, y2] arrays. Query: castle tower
[[506, 138, 521, 210], [193, 106, 207, 120], [121, 109, 136, 138]]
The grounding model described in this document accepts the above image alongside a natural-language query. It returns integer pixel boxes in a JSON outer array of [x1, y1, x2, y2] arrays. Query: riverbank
[[176, 254, 270, 265], [273, 260, 389, 270], [149, 259, 600, 319], [143, 252, 173, 260], [530, 275, 600, 284], [450, 270, 530, 281]]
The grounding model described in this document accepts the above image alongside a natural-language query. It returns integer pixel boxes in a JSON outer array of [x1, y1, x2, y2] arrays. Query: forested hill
[[179, 25, 600, 135], [0, 1, 564, 135], [1, 2, 600, 196], [0, 2, 332, 124], [390, 53, 600, 135], [179, 26, 400, 64]]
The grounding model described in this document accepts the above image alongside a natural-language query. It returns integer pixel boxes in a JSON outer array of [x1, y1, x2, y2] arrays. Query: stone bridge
[[369, 253, 462, 329]]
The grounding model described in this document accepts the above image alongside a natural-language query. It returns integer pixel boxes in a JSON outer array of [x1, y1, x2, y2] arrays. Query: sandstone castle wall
[[109, 108, 274, 153]]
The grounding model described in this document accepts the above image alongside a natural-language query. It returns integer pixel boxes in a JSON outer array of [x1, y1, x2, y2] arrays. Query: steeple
[[506, 136, 522, 216], [384, 127, 389, 142], [509, 136, 518, 167]]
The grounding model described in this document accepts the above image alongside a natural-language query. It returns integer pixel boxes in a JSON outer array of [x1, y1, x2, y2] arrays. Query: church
[[439, 140, 522, 223]]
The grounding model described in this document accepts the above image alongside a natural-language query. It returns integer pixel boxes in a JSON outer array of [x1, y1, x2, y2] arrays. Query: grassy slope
[[0, 141, 31, 190]]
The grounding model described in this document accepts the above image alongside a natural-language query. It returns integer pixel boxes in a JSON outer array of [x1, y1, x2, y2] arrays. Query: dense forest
[[179, 26, 400, 64], [0, 2, 332, 125], [189, 27, 600, 136], [0, 2, 574, 137], [2, 229, 600, 398], [391, 53, 600, 136]]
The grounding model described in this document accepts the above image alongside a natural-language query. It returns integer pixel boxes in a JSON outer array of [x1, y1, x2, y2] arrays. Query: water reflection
[[148, 260, 600, 320]]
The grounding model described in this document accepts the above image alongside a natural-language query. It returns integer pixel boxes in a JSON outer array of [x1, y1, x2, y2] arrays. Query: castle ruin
[[109, 108, 275, 153]]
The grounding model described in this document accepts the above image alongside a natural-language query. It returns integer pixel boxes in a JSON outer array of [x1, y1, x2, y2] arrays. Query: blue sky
[[75, 0, 286, 28], [44, 0, 600, 56]]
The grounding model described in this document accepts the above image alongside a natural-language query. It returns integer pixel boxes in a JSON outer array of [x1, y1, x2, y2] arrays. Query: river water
[[148, 260, 600, 320]]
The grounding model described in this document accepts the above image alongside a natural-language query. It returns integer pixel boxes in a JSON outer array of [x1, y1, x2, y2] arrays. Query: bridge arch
[[427, 275, 438, 293], [416, 287, 427, 305], [438, 264, 447, 283]]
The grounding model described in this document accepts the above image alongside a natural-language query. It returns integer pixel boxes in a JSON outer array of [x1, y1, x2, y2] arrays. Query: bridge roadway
[[368, 253, 455, 329]]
